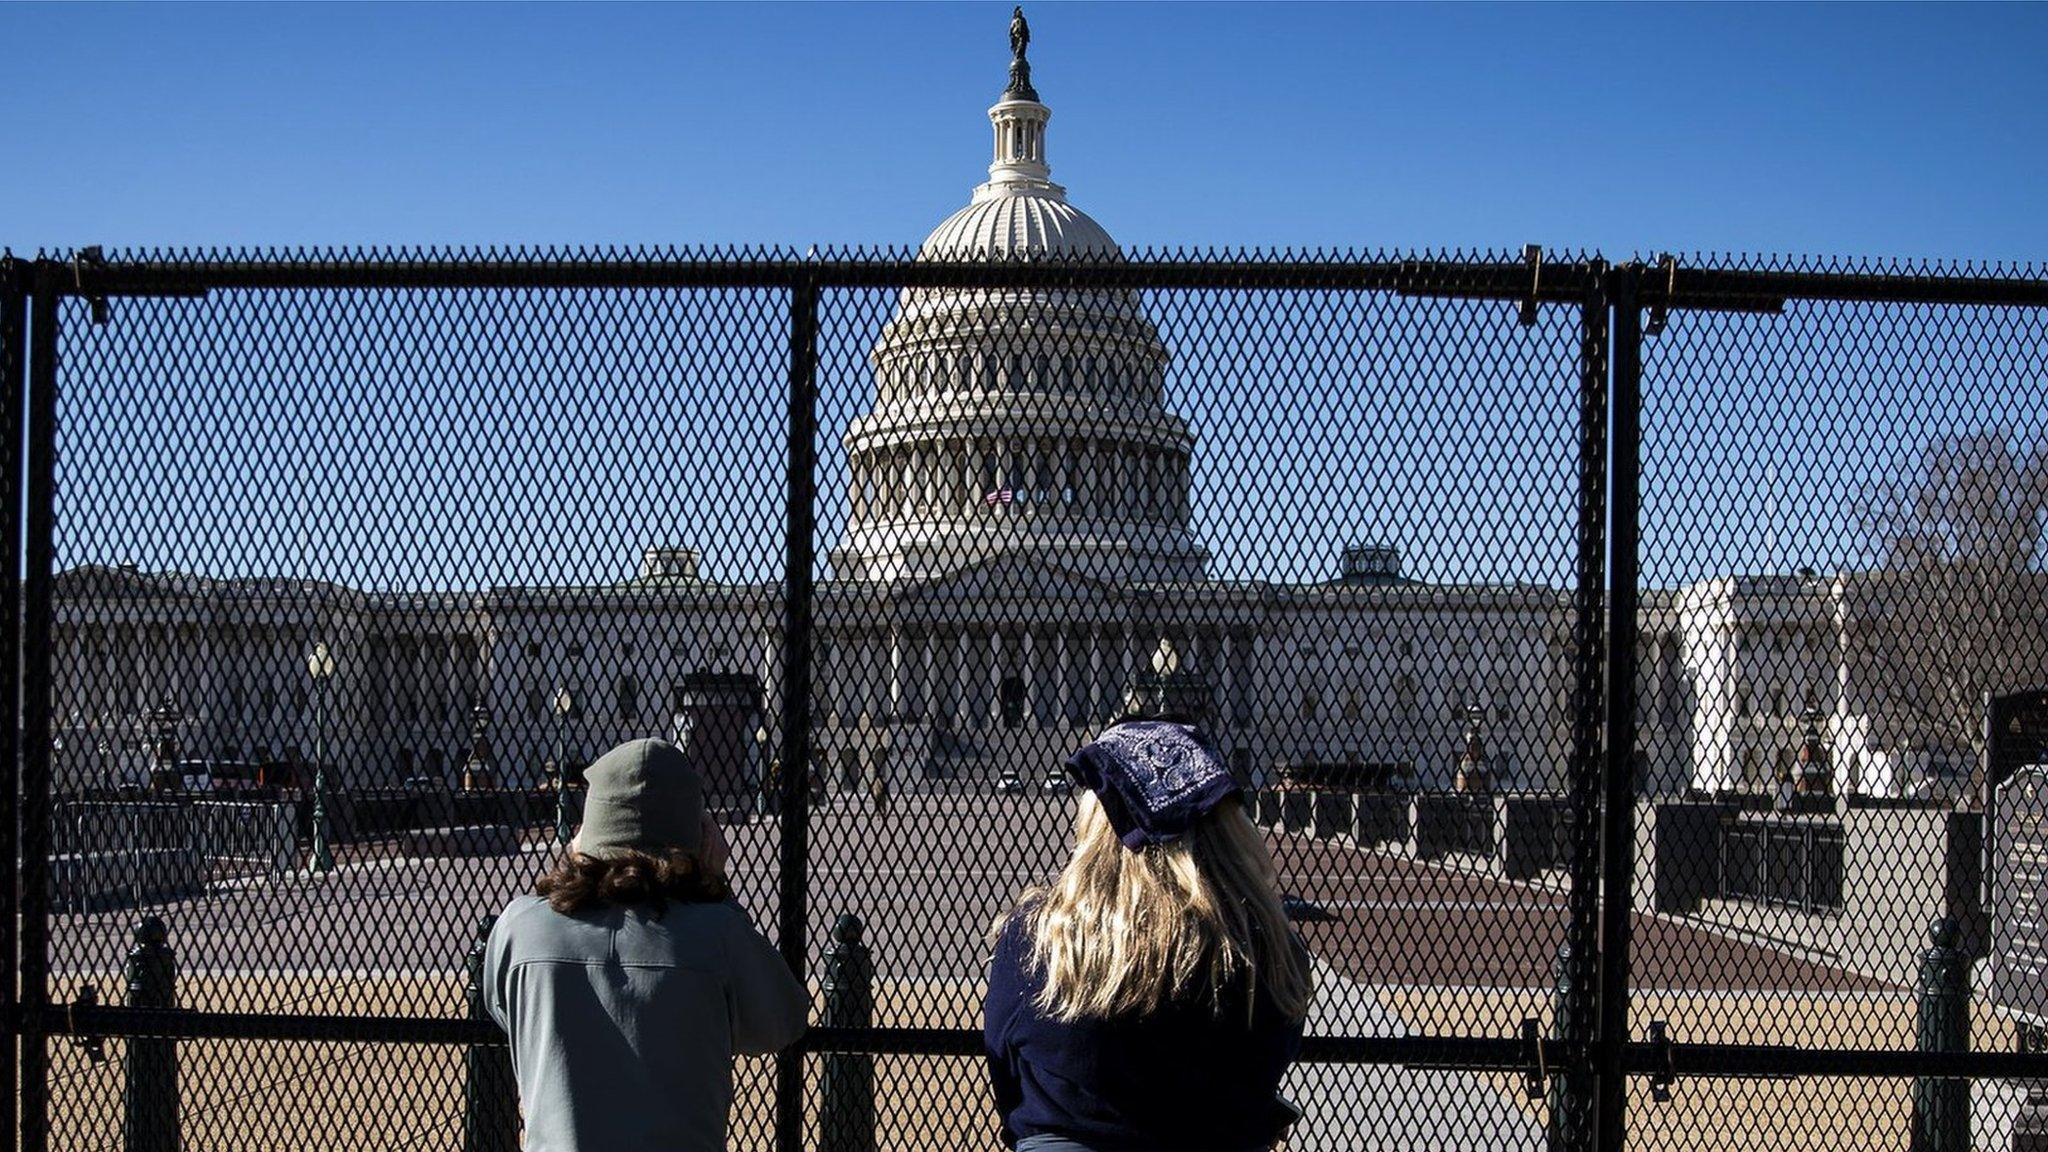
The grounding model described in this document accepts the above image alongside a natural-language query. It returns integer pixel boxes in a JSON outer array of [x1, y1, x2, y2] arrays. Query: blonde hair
[[1013, 790, 1312, 1023]]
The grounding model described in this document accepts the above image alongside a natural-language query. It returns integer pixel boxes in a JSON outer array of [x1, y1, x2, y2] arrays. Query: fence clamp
[[1644, 253, 1677, 337], [1647, 1019, 1676, 1103], [1518, 244, 1543, 328], [1519, 1017, 1546, 1099], [65, 983, 107, 1065], [73, 246, 111, 326]]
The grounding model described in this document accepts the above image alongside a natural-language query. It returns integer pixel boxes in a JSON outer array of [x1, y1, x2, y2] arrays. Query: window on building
[[1300, 689, 1319, 722], [617, 674, 640, 723]]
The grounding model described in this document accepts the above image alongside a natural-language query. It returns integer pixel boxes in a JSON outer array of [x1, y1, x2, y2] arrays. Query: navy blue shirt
[[982, 913, 1307, 1152]]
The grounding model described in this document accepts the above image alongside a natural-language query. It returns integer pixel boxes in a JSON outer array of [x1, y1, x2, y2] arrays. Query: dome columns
[[846, 434, 1193, 534], [985, 99, 1055, 196]]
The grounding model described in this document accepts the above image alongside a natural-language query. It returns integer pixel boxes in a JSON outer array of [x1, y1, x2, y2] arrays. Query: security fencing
[[2, 248, 2046, 1151]]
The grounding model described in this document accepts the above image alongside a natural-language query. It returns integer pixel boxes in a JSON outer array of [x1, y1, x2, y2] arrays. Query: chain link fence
[[4, 248, 2046, 1150]]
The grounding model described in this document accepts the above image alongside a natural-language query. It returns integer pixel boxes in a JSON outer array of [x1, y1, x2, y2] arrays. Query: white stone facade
[[43, 66, 2040, 805]]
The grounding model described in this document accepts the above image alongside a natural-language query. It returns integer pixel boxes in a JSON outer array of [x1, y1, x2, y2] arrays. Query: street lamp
[[1795, 701, 1831, 797], [754, 723, 770, 822], [306, 641, 335, 874], [552, 687, 574, 842], [1454, 700, 1491, 795]]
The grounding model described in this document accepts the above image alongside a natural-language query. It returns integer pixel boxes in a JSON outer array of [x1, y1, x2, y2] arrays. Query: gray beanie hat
[[573, 738, 705, 859]]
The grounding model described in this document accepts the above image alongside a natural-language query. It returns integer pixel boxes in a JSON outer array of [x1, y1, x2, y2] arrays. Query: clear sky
[[7, 3, 2046, 594], [3, 2, 2046, 261]]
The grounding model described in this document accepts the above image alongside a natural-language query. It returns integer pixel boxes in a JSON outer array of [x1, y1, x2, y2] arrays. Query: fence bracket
[[1518, 244, 1543, 327], [1647, 1020, 1676, 1103], [1519, 1017, 1547, 1099], [1644, 254, 1676, 336], [64, 984, 106, 1065], [72, 247, 111, 326]]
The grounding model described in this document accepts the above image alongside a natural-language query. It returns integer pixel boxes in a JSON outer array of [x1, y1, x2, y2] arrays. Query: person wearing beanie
[[983, 717, 1313, 1152], [484, 738, 808, 1152]]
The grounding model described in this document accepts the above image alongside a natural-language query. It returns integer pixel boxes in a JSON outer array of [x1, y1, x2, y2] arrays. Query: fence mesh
[[13, 249, 2048, 1150]]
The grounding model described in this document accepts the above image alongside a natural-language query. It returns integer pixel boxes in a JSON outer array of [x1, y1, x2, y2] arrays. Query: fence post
[[1910, 917, 1970, 1152], [123, 917, 178, 1152], [820, 913, 876, 1152], [463, 915, 519, 1152], [1545, 938, 1591, 1152]]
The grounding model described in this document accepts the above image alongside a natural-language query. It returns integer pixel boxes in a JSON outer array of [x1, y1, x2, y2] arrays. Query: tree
[[1852, 431, 2048, 774]]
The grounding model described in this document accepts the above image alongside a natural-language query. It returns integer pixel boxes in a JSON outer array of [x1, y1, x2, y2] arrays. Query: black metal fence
[[3, 248, 2047, 1151]]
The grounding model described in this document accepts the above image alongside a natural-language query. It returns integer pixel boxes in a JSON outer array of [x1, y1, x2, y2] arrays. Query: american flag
[[983, 488, 1014, 505]]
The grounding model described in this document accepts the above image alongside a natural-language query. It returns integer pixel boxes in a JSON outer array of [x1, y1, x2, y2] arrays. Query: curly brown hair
[[534, 848, 731, 915]]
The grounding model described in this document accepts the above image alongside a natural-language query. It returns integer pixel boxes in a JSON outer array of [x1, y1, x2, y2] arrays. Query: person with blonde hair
[[984, 717, 1313, 1152]]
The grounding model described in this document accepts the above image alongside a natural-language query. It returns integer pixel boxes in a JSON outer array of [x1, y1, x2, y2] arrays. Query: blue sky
[[7, 4, 2046, 592], [4, 3, 2046, 259]]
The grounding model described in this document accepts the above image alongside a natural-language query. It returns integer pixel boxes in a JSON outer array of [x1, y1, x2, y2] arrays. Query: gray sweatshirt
[[484, 893, 810, 1152]]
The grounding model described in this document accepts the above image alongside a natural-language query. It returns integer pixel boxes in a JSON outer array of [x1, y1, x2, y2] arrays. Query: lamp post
[[306, 641, 335, 874], [552, 687, 574, 842], [1454, 701, 1491, 795], [145, 697, 183, 792], [461, 700, 493, 791], [754, 724, 770, 822], [1796, 701, 1831, 797]]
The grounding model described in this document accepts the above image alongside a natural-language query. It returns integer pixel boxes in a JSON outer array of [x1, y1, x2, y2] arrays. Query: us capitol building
[[45, 25, 2010, 807]]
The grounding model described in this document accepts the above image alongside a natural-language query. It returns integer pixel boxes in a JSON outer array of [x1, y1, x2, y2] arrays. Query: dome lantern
[[981, 8, 1059, 203]]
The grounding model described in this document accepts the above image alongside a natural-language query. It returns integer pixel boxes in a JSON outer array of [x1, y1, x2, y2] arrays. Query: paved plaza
[[29, 795, 2024, 1150]]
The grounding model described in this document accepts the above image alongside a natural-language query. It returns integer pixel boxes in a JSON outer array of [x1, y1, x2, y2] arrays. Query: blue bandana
[[1063, 720, 1241, 849]]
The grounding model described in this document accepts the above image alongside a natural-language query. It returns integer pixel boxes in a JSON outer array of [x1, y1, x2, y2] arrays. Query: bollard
[[123, 916, 179, 1152], [820, 913, 876, 1152], [463, 914, 521, 1152], [1910, 917, 1970, 1152]]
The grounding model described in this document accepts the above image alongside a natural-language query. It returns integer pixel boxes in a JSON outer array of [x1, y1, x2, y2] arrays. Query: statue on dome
[[1005, 7, 1038, 100]]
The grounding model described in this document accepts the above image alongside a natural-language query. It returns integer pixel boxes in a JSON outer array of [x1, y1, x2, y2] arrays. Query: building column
[[989, 629, 1003, 727], [1022, 629, 1037, 725], [1111, 628, 1132, 716], [946, 629, 965, 726], [1056, 436, 1073, 512], [1219, 631, 1234, 725], [1055, 629, 1073, 725], [1086, 629, 1104, 722]]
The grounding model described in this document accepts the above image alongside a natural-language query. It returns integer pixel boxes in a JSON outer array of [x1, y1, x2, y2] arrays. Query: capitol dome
[[919, 194, 1119, 260], [828, 13, 1208, 587]]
